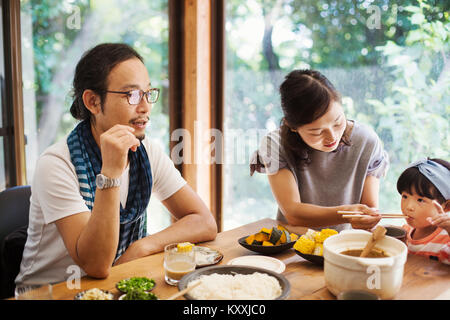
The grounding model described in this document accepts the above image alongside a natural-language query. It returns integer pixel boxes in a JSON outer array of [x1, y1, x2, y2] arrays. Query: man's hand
[[99, 124, 140, 178]]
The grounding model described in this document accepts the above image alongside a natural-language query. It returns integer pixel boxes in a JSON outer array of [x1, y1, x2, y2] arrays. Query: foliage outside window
[[224, 0, 449, 230], [20, 0, 171, 234]]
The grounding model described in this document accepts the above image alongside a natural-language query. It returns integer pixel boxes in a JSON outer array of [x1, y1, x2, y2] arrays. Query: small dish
[[178, 265, 290, 300], [194, 246, 224, 267], [238, 236, 296, 255], [294, 250, 324, 266], [74, 288, 114, 300], [384, 226, 407, 242], [116, 277, 156, 293], [227, 255, 286, 273]]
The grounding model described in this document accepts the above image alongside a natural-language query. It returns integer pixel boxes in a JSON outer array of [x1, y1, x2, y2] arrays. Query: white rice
[[187, 272, 282, 300]]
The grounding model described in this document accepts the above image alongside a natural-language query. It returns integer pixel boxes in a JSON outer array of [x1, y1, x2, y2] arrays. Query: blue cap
[[407, 159, 450, 200]]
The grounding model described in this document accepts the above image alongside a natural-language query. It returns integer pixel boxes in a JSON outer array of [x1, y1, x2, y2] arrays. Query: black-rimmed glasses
[[106, 88, 160, 105]]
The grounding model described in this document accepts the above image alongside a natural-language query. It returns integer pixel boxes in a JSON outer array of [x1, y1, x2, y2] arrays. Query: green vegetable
[[122, 289, 158, 300], [117, 277, 156, 293]]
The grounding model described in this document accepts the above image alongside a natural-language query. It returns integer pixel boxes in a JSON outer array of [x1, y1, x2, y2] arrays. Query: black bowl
[[178, 265, 290, 300], [238, 235, 297, 255], [294, 250, 324, 266], [385, 226, 407, 242]]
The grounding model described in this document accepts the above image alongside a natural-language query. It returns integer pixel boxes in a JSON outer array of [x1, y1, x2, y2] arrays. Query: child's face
[[401, 190, 440, 228]]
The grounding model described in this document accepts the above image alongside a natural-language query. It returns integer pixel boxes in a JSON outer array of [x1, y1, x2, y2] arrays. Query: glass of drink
[[15, 284, 53, 300], [164, 242, 196, 286]]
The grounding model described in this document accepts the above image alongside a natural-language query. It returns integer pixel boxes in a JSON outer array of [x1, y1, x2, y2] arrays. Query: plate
[[194, 246, 223, 267], [116, 277, 156, 293], [178, 265, 290, 300], [238, 235, 296, 255], [227, 255, 286, 274], [294, 250, 324, 266], [74, 288, 114, 300]]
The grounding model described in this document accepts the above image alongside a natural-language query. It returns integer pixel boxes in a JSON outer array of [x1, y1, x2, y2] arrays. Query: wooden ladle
[[360, 226, 387, 257]]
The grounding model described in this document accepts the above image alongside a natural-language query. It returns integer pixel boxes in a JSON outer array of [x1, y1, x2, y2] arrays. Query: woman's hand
[[428, 201, 450, 234], [337, 204, 381, 230]]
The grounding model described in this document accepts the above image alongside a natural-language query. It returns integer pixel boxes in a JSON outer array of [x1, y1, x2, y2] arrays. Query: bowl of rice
[[178, 265, 290, 300]]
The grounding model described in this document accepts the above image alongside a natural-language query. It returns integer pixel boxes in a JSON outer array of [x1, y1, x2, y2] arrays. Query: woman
[[250, 69, 388, 231]]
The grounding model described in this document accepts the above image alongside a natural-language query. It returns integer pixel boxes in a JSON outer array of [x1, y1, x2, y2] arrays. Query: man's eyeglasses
[[106, 88, 160, 105]]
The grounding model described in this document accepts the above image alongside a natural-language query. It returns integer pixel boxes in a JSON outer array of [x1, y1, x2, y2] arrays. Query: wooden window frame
[[169, 0, 224, 231], [6, 0, 226, 230], [2, 0, 26, 188]]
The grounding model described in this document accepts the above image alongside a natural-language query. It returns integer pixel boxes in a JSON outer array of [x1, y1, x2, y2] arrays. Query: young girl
[[250, 69, 388, 231], [397, 158, 450, 264]]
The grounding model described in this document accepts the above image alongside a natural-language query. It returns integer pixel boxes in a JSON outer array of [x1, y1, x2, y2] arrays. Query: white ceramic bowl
[[323, 229, 407, 299]]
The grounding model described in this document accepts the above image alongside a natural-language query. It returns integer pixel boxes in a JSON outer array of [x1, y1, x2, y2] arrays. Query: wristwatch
[[96, 173, 121, 189]]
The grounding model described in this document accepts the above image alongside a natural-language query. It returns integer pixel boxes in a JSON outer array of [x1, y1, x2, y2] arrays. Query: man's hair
[[70, 43, 144, 122]]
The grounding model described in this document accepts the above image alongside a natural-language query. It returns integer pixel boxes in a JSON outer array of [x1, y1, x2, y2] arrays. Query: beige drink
[[164, 260, 196, 281], [164, 243, 196, 285]]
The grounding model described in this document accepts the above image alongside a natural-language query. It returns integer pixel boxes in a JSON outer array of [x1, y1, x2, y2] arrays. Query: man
[[15, 43, 217, 286]]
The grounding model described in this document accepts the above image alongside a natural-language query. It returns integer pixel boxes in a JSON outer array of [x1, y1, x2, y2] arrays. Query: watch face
[[96, 174, 105, 188]]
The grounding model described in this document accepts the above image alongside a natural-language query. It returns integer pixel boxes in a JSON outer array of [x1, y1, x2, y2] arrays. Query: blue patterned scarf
[[67, 120, 152, 260]]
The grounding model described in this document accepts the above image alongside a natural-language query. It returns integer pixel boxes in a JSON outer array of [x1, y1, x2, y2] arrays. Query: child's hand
[[428, 201, 450, 234]]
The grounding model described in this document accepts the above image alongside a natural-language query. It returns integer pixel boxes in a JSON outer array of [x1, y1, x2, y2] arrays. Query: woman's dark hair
[[279, 69, 347, 167], [70, 43, 144, 122], [397, 158, 450, 204]]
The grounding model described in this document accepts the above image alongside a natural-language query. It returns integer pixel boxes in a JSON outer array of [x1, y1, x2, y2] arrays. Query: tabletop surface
[[34, 218, 450, 300]]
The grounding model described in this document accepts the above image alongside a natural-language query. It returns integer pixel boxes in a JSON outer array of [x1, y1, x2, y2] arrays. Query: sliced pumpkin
[[260, 227, 272, 235], [269, 227, 283, 245], [254, 232, 269, 242], [284, 230, 291, 243], [245, 234, 255, 245], [279, 230, 287, 244], [262, 240, 274, 246]]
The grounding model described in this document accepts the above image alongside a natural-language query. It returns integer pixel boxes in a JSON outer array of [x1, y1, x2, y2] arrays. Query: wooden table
[[44, 218, 450, 300]]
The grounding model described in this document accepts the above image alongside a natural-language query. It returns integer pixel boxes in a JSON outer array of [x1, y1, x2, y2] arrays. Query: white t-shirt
[[15, 136, 186, 286]]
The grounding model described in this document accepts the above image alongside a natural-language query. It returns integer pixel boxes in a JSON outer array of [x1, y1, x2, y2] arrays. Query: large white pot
[[323, 229, 408, 299]]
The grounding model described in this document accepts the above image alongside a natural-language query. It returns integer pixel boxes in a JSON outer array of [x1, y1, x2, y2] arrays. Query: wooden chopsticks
[[337, 210, 406, 219], [166, 281, 202, 300]]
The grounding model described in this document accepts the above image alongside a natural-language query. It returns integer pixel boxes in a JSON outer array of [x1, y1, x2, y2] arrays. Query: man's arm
[[55, 125, 140, 278], [113, 184, 217, 265]]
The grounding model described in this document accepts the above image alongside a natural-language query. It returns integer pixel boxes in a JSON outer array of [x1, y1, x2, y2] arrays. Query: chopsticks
[[166, 281, 202, 300], [337, 211, 406, 219]]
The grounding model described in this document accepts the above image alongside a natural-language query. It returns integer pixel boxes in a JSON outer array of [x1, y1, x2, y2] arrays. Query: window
[[0, 2, 5, 190], [224, 0, 449, 229], [20, 0, 171, 233]]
